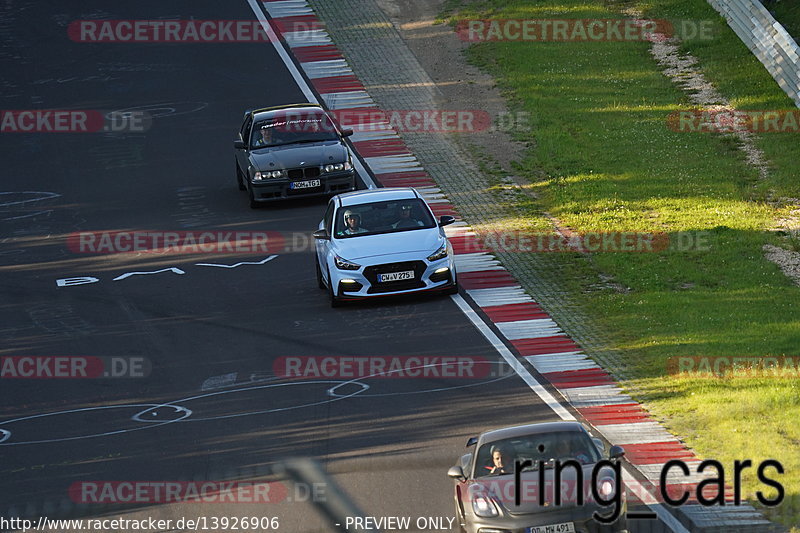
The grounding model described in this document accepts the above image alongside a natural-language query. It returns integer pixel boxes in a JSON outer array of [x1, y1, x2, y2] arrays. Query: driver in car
[[485, 446, 510, 475], [342, 210, 368, 235], [252, 126, 275, 147], [391, 203, 424, 229]]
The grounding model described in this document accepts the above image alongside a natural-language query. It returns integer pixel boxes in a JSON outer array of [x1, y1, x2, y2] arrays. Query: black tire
[[236, 161, 246, 190], [444, 274, 459, 295], [315, 258, 326, 290], [453, 501, 466, 533], [248, 187, 259, 209], [327, 268, 341, 308]]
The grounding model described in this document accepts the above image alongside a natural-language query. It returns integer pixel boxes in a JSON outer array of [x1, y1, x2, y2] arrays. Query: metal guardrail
[[706, 0, 800, 108], [275, 458, 382, 533]]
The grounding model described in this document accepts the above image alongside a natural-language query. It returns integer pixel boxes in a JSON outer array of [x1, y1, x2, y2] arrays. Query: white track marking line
[[248, 1, 688, 529], [451, 293, 689, 532], [195, 255, 278, 269], [450, 293, 575, 421]]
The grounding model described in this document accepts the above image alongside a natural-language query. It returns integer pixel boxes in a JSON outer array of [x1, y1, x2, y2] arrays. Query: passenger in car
[[391, 203, 425, 229], [550, 439, 591, 464]]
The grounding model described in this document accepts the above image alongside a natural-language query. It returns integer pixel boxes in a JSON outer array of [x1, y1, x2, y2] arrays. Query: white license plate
[[526, 523, 575, 533], [289, 179, 321, 189], [378, 270, 414, 282]]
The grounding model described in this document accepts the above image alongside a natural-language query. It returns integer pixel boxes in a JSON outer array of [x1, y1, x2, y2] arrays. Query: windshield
[[474, 431, 601, 478], [250, 113, 339, 148], [334, 199, 436, 238]]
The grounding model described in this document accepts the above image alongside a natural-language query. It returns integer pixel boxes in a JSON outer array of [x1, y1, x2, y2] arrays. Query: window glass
[[250, 112, 338, 148], [474, 431, 600, 478], [240, 115, 252, 142], [334, 199, 436, 238], [324, 201, 334, 232]]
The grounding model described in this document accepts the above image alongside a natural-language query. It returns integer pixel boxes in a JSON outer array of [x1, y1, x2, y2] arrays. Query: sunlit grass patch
[[440, 0, 800, 528]]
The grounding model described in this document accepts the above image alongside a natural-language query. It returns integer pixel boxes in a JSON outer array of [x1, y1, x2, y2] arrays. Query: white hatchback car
[[314, 188, 458, 307]]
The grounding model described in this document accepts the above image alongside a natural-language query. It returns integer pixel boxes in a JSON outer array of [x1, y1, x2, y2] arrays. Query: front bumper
[[462, 502, 628, 533], [250, 170, 355, 202], [464, 511, 627, 533], [329, 255, 456, 301]]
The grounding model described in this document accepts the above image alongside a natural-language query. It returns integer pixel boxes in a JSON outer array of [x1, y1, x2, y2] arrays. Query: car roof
[[252, 103, 324, 122], [477, 421, 586, 446], [337, 188, 420, 207]]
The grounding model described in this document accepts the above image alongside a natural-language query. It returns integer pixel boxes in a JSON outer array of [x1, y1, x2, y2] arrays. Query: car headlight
[[598, 477, 616, 499], [472, 495, 499, 518], [426, 243, 448, 262], [333, 254, 361, 271], [323, 161, 352, 173], [254, 170, 285, 181]]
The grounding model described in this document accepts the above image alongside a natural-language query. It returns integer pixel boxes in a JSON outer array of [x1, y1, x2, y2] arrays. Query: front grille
[[364, 261, 426, 294], [287, 167, 321, 179]]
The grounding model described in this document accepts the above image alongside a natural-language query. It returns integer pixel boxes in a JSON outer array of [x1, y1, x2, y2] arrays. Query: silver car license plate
[[378, 270, 414, 282], [526, 523, 575, 533], [290, 179, 321, 189]]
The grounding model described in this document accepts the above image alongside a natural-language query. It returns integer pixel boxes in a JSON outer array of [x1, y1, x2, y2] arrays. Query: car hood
[[332, 228, 444, 261], [250, 141, 347, 169]]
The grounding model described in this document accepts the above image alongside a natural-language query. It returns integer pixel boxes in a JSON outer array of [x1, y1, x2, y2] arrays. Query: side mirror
[[447, 466, 466, 482], [313, 229, 330, 240], [234, 139, 247, 150], [439, 215, 456, 227], [341, 128, 354, 137], [609, 445, 625, 460]]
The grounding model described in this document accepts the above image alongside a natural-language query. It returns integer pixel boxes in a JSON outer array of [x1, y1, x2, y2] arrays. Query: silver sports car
[[448, 421, 629, 533]]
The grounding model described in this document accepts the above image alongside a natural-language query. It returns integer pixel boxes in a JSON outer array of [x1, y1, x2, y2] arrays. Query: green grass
[[641, 0, 800, 198], [441, 0, 800, 528]]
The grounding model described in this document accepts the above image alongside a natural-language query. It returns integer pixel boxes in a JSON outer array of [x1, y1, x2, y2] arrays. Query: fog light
[[430, 267, 451, 283], [338, 279, 363, 293]]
